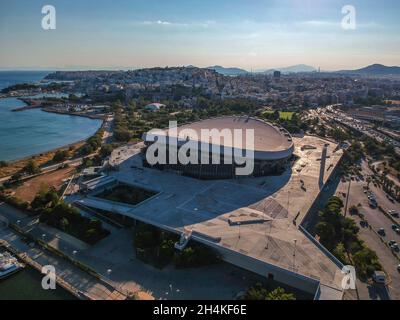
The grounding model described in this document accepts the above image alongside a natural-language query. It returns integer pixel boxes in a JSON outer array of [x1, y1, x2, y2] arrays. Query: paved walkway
[[0, 228, 126, 300], [0, 202, 258, 300]]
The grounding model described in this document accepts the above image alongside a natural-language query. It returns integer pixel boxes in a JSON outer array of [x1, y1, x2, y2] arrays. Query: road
[[335, 160, 400, 299], [322, 106, 400, 156], [0, 154, 91, 185]]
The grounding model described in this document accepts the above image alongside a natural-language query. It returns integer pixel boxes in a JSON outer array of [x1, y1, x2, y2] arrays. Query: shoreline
[[1, 119, 105, 164], [0, 140, 86, 179], [12, 97, 107, 120], [0, 96, 105, 162], [41, 107, 107, 120], [0, 112, 105, 179]]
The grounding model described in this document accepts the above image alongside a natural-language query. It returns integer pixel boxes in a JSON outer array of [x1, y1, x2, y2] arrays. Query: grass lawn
[[263, 111, 296, 120]]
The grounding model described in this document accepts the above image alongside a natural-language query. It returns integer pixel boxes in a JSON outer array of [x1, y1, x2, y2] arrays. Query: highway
[[321, 106, 400, 156]]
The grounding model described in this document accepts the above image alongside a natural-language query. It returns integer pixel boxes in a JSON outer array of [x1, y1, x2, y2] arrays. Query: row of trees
[[134, 222, 219, 269], [315, 196, 382, 279], [78, 129, 104, 156], [243, 283, 296, 300], [33, 187, 110, 245], [261, 110, 310, 134]]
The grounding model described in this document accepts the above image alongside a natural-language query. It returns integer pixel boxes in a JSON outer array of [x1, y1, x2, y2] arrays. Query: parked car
[[369, 199, 378, 208], [397, 265, 400, 273], [389, 210, 399, 218], [372, 271, 386, 284], [378, 228, 386, 236], [386, 195, 395, 203]]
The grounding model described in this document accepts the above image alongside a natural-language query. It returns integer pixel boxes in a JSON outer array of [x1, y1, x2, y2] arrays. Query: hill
[[207, 65, 249, 76], [338, 64, 400, 75]]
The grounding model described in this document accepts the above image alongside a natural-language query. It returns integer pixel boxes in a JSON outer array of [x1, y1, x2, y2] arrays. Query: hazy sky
[[0, 0, 399, 71]]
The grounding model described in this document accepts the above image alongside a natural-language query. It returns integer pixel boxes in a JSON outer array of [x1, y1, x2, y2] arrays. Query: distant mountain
[[207, 65, 249, 76], [258, 64, 317, 74], [337, 64, 400, 76]]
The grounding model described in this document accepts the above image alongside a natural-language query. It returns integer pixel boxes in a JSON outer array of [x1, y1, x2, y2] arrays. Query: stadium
[[141, 116, 295, 179]]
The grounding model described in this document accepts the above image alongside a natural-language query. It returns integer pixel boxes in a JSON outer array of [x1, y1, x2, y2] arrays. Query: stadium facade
[[142, 116, 295, 179]]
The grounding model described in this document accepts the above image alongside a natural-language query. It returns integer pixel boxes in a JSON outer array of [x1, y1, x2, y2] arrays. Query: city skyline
[[1, 0, 399, 71]]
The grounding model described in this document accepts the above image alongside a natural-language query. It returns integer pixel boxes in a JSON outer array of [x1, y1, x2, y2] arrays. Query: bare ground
[[13, 167, 76, 202]]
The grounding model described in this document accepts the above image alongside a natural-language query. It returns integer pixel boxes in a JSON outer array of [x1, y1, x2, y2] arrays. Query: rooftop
[[145, 116, 294, 155], [78, 135, 344, 299]]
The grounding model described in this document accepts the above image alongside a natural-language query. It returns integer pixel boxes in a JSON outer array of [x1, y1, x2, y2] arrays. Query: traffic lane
[[369, 181, 400, 218], [367, 183, 400, 243], [361, 160, 400, 218], [340, 179, 400, 249], [353, 214, 400, 300]]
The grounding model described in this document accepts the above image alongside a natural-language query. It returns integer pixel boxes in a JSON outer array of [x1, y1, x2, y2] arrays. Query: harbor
[[0, 252, 75, 300]]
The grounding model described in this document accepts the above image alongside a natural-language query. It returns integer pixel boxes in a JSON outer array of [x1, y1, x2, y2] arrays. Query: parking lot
[[335, 160, 400, 299]]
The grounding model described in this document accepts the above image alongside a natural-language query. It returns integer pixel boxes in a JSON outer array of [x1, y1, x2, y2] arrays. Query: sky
[[0, 0, 399, 71]]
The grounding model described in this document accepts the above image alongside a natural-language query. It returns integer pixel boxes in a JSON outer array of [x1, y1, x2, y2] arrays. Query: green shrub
[[243, 283, 296, 300]]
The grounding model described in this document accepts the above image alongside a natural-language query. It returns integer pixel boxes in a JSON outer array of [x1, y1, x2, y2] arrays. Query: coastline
[[11, 97, 106, 120], [0, 117, 106, 179], [41, 107, 107, 120]]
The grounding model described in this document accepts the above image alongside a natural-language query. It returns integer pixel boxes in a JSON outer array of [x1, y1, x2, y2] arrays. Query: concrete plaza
[[78, 135, 345, 299]]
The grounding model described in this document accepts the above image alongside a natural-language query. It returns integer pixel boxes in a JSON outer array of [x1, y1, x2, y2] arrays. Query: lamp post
[[293, 239, 297, 271], [344, 177, 352, 217]]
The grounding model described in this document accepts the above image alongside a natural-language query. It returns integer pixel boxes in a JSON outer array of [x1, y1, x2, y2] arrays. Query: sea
[[0, 71, 102, 161], [0, 71, 96, 300]]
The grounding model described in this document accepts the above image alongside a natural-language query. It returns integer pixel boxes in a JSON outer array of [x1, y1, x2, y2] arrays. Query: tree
[[59, 217, 69, 231], [100, 144, 114, 158], [352, 247, 382, 279], [11, 172, 23, 182], [31, 186, 59, 211], [53, 150, 69, 162], [114, 128, 132, 142], [333, 243, 350, 265], [271, 110, 280, 120], [349, 205, 359, 215], [243, 284, 296, 300], [24, 160, 40, 175], [266, 287, 296, 300], [243, 283, 269, 300]]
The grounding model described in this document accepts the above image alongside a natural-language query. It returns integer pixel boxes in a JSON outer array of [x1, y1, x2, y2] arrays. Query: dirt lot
[[13, 167, 76, 202]]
